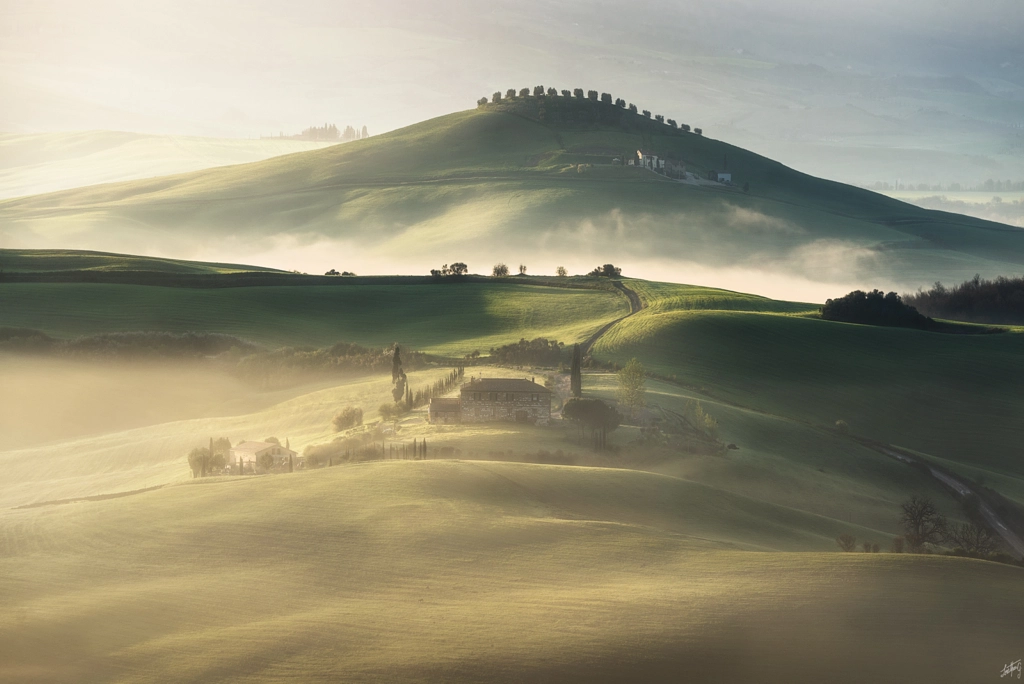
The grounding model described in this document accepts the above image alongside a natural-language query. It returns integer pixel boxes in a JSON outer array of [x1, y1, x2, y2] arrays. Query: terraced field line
[[580, 280, 645, 354]]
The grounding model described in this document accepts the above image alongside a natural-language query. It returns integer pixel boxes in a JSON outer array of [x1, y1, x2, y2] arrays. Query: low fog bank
[[0, 335, 410, 451], [0, 356, 265, 451]]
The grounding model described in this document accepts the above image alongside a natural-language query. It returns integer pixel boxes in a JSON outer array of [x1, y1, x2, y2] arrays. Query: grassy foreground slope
[[3, 105, 1023, 286], [0, 279, 628, 353], [1, 460, 1020, 684], [594, 280, 1024, 491]]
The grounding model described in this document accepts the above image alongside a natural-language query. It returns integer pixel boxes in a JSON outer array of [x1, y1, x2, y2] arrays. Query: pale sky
[[2, 0, 1021, 140]]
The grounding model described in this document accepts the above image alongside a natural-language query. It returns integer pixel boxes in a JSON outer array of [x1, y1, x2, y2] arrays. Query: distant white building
[[717, 172, 732, 184], [229, 440, 297, 466], [636, 149, 661, 170]]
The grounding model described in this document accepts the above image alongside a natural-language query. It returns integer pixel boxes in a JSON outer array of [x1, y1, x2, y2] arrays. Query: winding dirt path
[[580, 280, 645, 355]]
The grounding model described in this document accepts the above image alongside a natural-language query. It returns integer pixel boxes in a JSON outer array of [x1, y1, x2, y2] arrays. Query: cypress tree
[[571, 344, 583, 398], [289, 453, 294, 473]]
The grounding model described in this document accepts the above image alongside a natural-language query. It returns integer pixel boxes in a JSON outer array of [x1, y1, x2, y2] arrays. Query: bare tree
[[946, 521, 999, 555], [899, 496, 948, 551], [836, 533, 857, 552], [492, 263, 509, 277], [556, 266, 568, 277], [518, 264, 527, 275]]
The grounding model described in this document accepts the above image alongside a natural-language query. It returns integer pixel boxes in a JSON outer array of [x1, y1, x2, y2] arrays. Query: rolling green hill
[[2, 459, 1020, 684], [3, 101, 1023, 291], [593, 280, 1024, 499], [0, 279, 628, 353], [0, 248, 283, 274]]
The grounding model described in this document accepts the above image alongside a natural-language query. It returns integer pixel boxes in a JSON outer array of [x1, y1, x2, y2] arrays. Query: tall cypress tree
[[391, 344, 407, 403], [570, 344, 582, 398]]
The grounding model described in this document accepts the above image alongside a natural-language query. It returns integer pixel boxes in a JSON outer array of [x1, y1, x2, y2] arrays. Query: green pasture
[[594, 282, 1024, 494], [0, 280, 628, 353], [0, 248, 280, 274]]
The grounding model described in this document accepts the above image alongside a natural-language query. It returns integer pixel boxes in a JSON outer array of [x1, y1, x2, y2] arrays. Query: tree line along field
[[4, 107, 1024, 289]]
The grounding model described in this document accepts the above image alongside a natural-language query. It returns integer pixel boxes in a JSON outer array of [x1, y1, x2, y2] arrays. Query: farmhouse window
[[506, 392, 514, 401], [490, 392, 497, 401], [474, 392, 481, 401], [531, 393, 538, 402]]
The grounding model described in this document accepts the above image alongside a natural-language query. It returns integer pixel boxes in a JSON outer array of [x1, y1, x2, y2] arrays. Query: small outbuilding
[[429, 398, 462, 424]]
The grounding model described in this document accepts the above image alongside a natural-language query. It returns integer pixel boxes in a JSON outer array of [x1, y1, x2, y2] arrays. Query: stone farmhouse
[[428, 378, 552, 424], [229, 440, 297, 466]]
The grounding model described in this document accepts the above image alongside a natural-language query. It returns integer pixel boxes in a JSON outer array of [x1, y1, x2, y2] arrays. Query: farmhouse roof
[[429, 398, 462, 410], [232, 440, 294, 454], [462, 378, 550, 393]]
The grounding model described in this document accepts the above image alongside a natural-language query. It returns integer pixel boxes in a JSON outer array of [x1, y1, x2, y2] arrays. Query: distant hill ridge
[[3, 106, 1024, 291]]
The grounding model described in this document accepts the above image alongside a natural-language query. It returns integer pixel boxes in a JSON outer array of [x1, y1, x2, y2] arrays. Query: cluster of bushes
[[489, 337, 564, 367], [332, 406, 364, 431], [476, 86, 701, 135], [904, 274, 1024, 325], [563, 397, 620, 450], [820, 290, 933, 329], [187, 437, 233, 477], [430, 262, 468, 279], [588, 264, 622, 277], [0, 328, 257, 358]]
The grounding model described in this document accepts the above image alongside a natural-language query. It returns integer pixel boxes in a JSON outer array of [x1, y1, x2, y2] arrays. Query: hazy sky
[[2, 0, 1021, 138]]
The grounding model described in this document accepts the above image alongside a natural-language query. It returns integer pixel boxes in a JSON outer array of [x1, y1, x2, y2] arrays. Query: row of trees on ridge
[[477, 87, 701, 134]]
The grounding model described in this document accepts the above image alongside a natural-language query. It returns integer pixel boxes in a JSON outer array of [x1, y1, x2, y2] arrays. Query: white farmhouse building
[[229, 440, 297, 466], [636, 149, 665, 171]]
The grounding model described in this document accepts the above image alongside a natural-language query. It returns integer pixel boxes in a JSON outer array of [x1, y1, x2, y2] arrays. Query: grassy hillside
[[0, 248, 282, 274], [0, 279, 628, 353], [0, 130, 339, 199], [593, 280, 1024, 497], [1, 460, 1020, 683], [3, 104, 1023, 290]]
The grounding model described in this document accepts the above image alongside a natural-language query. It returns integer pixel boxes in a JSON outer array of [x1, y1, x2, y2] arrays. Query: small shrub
[[836, 533, 857, 552], [890, 536, 905, 553]]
